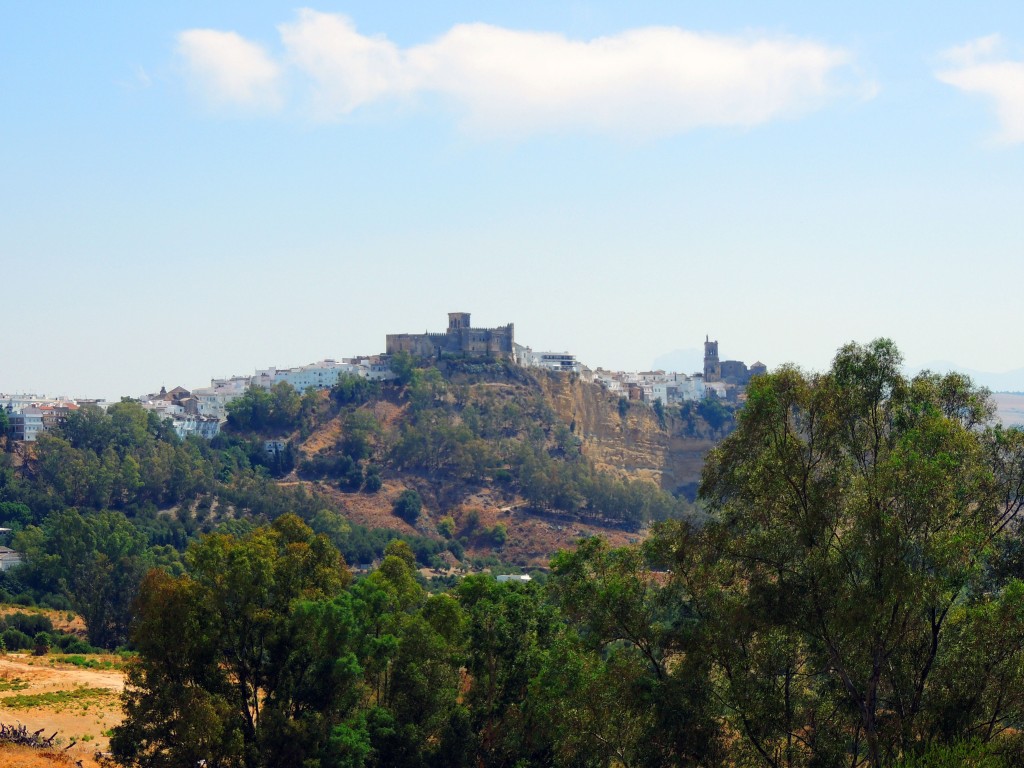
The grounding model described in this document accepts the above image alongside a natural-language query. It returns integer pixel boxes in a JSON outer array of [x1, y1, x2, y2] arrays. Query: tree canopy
[[663, 339, 1024, 768]]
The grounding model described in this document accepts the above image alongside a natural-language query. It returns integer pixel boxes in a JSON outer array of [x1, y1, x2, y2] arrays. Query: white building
[[140, 400, 186, 418], [7, 406, 45, 442], [191, 388, 238, 420], [252, 358, 394, 391], [362, 359, 397, 381], [515, 346, 583, 373], [1, 394, 48, 412], [593, 370, 627, 394], [676, 376, 706, 401], [648, 382, 675, 404]]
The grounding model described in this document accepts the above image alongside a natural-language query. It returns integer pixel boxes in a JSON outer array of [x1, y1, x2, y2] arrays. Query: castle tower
[[448, 312, 471, 331], [704, 335, 721, 382]]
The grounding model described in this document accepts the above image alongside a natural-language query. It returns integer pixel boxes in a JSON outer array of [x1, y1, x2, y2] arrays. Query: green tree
[[437, 516, 456, 539], [388, 352, 417, 387], [226, 386, 280, 432], [332, 374, 380, 407], [18, 509, 152, 648], [392, 490, 422, 525], [549, 537, 721, 766], [0, 500, 33, 528], [363, 470, 383, 493], [697, 395, 730, 435], [112, 515, 353, 768], [682, 340, 1024, 768], [456, 574, 561, 767]]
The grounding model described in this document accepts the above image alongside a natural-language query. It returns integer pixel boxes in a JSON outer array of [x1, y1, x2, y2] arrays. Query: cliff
[[531, 371, 719, 497]]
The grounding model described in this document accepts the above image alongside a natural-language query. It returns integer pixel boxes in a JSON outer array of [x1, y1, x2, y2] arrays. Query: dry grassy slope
[[285, 373, 718, 565], [532, 373, 717, 493]]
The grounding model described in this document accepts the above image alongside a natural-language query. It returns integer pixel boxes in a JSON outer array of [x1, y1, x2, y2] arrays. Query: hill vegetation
[[6, 342, 1021, 766], [0, 355, 713, 647]]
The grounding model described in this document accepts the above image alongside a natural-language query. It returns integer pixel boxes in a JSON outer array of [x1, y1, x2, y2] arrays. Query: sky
[[2, 2, 1023, 400]]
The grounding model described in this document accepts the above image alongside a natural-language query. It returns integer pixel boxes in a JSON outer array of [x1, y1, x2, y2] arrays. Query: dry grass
[[0, 742, 76, 767], [0, 653, 124, 766]]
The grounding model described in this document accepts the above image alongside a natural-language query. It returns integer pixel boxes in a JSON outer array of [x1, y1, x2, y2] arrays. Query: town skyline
[[4, 309, 1024, 403], [2, 2, 1022, 399]]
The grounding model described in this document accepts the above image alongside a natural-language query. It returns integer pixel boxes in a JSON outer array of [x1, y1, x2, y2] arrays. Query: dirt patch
[[0, 653, 124, 768]]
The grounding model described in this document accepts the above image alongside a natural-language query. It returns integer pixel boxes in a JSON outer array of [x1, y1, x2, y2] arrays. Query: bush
[[363, 472, 383, 493], [54, 634, 100, 654], [447, 539, 465, 560], [2, 612, 54, 635], [339, 463, 364, 492], [40, 593, 73, 611], [33, 632, 51, 655], [392, 490, 422, 524], [437, 516, 456, 539], [1, 628, 31, 651]]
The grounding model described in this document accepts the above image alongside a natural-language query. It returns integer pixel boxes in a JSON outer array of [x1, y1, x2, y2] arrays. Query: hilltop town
[[3, 311, 763, 444]]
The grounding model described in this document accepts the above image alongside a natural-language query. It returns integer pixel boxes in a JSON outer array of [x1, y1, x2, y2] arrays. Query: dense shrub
[[1, 628, 32, 651], [1, 612, 54, 635], [392, 490, 422, 524]]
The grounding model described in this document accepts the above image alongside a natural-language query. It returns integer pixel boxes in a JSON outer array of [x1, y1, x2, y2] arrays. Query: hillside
[[259, 359, 733, 567], [531, 370, 722, 493]]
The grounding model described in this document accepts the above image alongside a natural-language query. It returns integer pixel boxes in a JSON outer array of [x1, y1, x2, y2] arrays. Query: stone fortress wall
[[386, 312, 515, 359]]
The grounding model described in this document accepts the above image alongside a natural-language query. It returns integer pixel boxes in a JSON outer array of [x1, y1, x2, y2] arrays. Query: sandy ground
[[0, 653, 125, 768]]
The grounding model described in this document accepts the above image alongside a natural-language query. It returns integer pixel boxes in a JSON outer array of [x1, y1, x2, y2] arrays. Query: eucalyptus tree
[[668, 339, 1024, 768]]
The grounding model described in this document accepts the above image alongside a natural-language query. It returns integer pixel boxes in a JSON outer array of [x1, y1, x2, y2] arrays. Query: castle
[[703, 336, 766, 386], [386, 313, 515, 359]]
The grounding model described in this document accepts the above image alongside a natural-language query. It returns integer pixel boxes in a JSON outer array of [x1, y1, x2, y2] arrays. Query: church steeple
[[704, 337, 721, 382]]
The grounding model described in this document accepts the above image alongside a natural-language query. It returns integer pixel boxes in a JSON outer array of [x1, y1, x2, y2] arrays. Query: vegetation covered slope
[[108, 340, 1024, 768], [0, 355, 719, 648], [232, 356, 735, 566]]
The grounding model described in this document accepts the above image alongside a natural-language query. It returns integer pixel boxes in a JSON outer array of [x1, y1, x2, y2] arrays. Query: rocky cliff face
[[531, 372, 720, 496]]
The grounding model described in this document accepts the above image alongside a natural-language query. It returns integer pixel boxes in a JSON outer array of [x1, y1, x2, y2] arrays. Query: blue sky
[[2, 2, 1023, 399]]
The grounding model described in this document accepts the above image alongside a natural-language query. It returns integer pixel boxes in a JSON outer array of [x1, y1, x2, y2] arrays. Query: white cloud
[[279, 10, 413, 118], [407, 23, 850, 136], [178, 10, 860, 136], [177, 29, 281, 109], [941, 34, 1002, 67], [937, 35, 1024, 144]]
